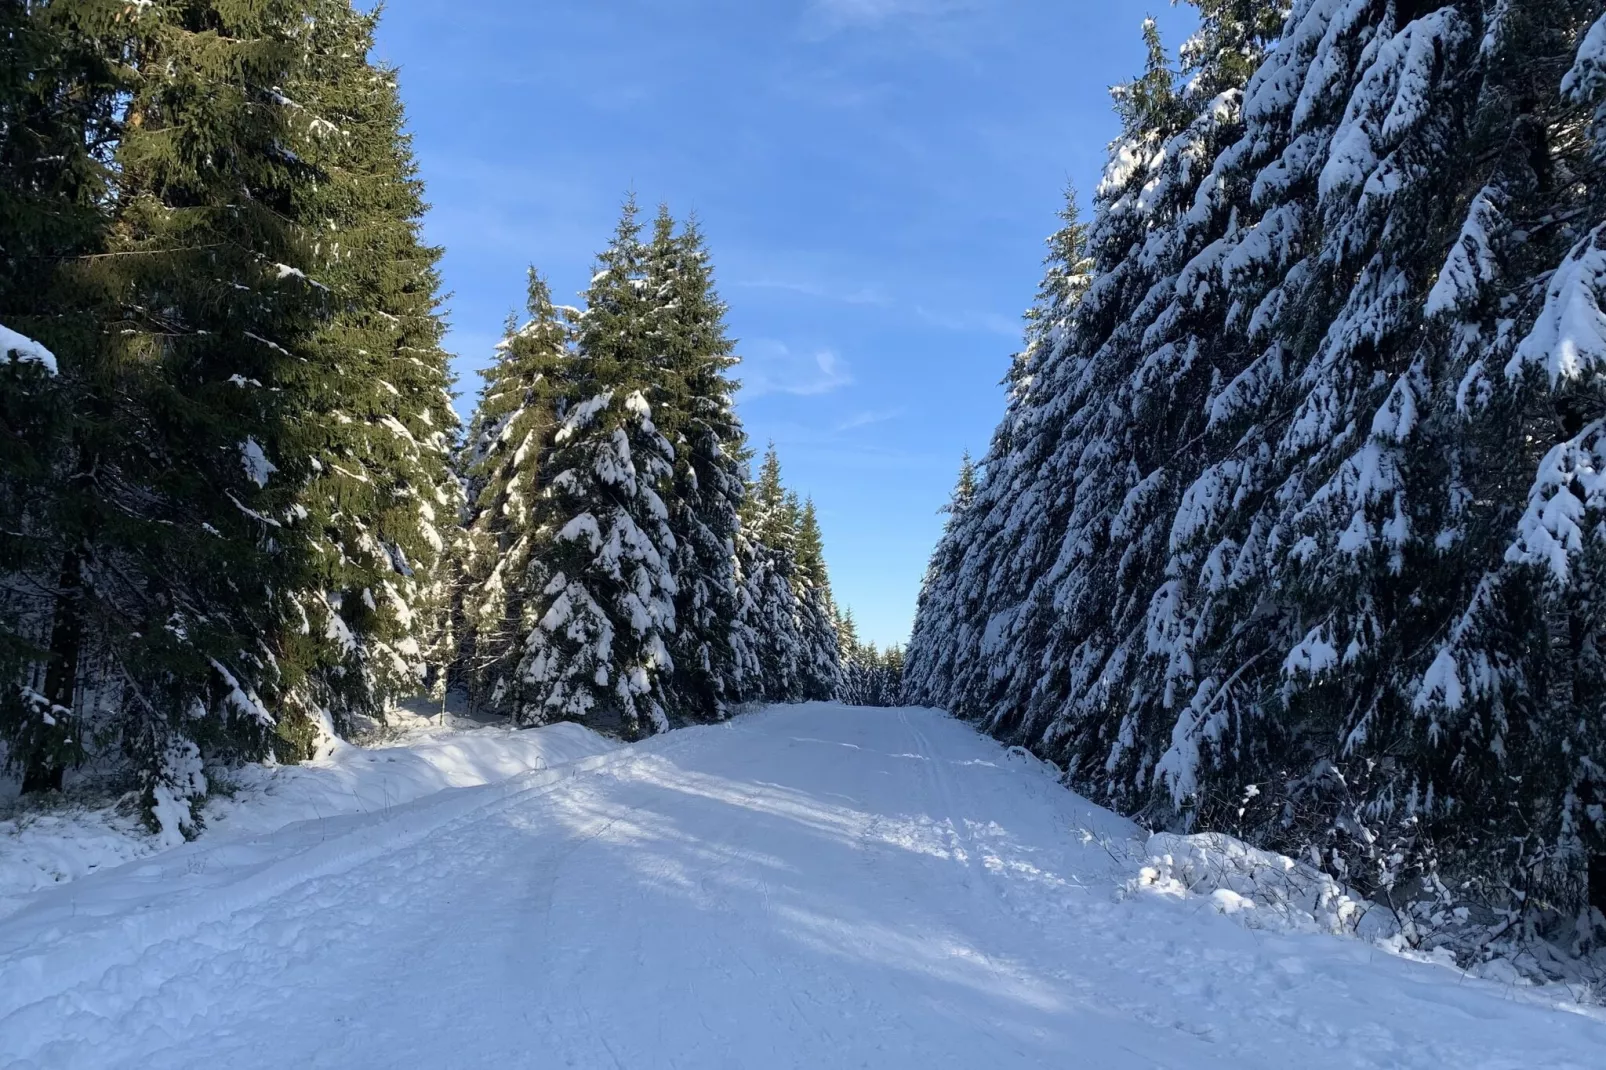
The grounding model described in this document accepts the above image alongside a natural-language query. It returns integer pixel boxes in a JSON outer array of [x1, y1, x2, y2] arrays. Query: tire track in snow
[[897, 707, 1002, 909], [0, 737, 703, 1032]]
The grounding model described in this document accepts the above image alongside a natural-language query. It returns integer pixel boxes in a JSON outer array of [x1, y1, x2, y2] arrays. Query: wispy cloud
[[833, 407, 903, 433], [809, 0, 979, 28], [740, 341, 854, 398], [737, 276, 1018, 340], [737, 277, 892, 306], [770, 62, 895, 110], [913, 303, 1021, 339]]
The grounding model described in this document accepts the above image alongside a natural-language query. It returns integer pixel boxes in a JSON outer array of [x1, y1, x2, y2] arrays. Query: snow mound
[[0, 719, 618, 917], [1001, 743, 1059, 777], [0, 323, 56, 374], [1127, 830, 1388, 938]]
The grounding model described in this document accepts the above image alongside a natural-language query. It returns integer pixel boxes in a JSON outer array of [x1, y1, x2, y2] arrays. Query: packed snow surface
[[2, 704, 1603, 1068], [0, 717, 617, 913]]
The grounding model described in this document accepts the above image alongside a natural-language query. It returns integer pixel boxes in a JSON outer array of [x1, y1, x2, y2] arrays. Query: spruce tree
[[276, 0, 464, 750], [0, 0, 121, 796], [926, 192, 1086, 729], [882, 645, 906, 705], [906, 0, 1606, 929], [643, 209, 751, 721], [459, 274, 570, 716], [517, 200, 679, 737], [943, 177, 1100, 744], [838, 622, 867, 705], [836, 613, 905, 708], [904, 452, 976, 708], [0, 0, 332, 831], [739, 447, 804, 702], [1412, 0, 1606, 915], [793, 498, 843, 701]]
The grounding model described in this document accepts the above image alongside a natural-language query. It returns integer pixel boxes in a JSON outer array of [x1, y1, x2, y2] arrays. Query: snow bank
[[1123, 828, 1606, 1003], [1127, 830, 1388, 938], [0, 719, 618, 916]]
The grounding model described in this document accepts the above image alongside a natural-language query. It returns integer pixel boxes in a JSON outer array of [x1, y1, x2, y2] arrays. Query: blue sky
[[371, 0, 1196, 648]]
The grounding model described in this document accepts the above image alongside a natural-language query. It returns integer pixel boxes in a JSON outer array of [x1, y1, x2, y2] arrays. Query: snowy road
[[3, 704, 1603, 1069]]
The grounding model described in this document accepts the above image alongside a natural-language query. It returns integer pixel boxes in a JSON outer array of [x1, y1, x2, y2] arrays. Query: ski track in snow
[[1, 704, 1602, 1069]]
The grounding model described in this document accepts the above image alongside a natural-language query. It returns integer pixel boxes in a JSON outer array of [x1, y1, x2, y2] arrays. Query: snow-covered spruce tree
[[837, 623, 904, 708], [1012, 0, 1359, 823], [458, 274, 570, 717], [907, 187, 1093, 729], [1143, 0, 1606, 919], [274, 0, 465, 752], [912, 0, 1311, 823], [845, 640, 877, 706], [834, 607, 864, 704], [643, 209, 753, 721], [726, 447, 768, 703], [903, 452, 976, 708], [1035, 0, 1499, 878], [0, 0, 331, 830], [1404, 1, 1606, 918], [1012, 5, 1278, 803], [738, 447, 804, 703], [515, 200, 679, 738], [964, 179, 1101, 741], [793, 498, 843, 701], [879, 645, 906, 706]]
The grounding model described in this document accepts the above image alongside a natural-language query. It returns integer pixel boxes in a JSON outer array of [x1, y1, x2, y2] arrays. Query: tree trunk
[[22, 546, 83, 794], [1590, 853, 1606, 918], [19, 756, 64, 795]]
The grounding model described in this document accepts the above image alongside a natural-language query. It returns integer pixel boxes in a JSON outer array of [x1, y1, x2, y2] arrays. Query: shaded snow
[[239, 437, 276, 487]]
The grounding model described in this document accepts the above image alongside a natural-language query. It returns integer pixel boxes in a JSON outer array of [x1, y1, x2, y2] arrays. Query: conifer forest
[[0, 2, 897, 823], [6, 2, 1606, 1061], [908, 0, 1606, 947]]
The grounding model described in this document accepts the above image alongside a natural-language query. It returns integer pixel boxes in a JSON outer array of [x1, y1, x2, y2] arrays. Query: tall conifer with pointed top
[[739, 446, 803, 702], [459, 273, 571, 716], [517, 200, 679, 737], [906, 0, 1606, 926], [904, 453, 976, 708], [644, 209, 751, 721], [0, 0, 124, 797], [275, 0, 464, 751], [793, 498, 842, 700]]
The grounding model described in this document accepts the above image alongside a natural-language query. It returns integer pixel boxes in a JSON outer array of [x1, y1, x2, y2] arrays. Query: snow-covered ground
[[2, 704, 1602, 1068], [0, 713, 617, 916]]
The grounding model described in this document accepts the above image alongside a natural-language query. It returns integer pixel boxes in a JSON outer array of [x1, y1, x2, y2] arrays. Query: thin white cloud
[[736, 277, 1017, 340], [833, 408, 903, 433], [809, 0, 978, 28], [737, 277, 892, 306], [771, 63, 893, 109], [913, 303, 1021, 339], [740, 342, 854, 398]]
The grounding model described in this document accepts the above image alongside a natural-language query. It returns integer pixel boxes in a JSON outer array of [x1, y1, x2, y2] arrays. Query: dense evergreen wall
[[907, 0, 1606, 929]]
